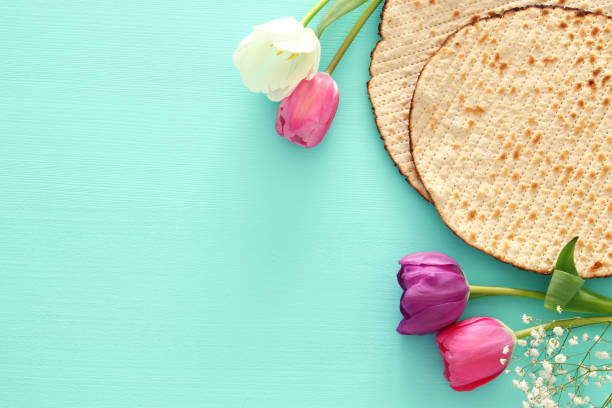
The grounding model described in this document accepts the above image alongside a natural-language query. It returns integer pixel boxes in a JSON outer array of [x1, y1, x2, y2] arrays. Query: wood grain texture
[[0, 1, 610, 407]]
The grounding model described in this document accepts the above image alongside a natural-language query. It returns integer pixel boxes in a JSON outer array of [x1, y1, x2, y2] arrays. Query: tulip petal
[[396, 299, 466, 335], [274, 28, 319, 54], [400, 268, 469, 304], [449, 370, 506, 392]]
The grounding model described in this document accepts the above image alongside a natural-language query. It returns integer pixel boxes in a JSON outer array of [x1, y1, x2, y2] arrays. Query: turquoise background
[[1, 1, 610, 406]]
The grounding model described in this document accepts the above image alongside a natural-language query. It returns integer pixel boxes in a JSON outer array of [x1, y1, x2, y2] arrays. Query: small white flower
[[594, 335, 600, 342], [574, 396, 586, 405], [595, 350, 610, 360], [529, 348, 540, 357], [499, 358, 507, 365], [556, 305, 563, 314], [555, 353, 567, 363], [518, 339, 527, 347], [542, 360, 553, 374], [502, 345, 511, 354], [505, 369, 511, 374], [233, 18, 321, 101], [543, 398, 557, 408], [546, 337, 560, 355], [514, 379, 529, 392], [522, 401, 529, 408], [522, 314, 533, 324], [516, 366, 525, 376], [568, 336, 578, 346], [582, 333, 590, 342], [553, 326, 564, 336]]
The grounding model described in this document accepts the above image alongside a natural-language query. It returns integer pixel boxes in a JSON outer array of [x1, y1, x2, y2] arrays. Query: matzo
[[410, 6, 612, 278], [369, 0, 612, 201]]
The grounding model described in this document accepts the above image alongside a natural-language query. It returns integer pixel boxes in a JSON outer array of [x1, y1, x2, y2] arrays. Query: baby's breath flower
[[543, 398, 557, 408], [555, 305, 563, 314], [522, 314, 533, 324], [502, 345, 510, 354], [510, 313, 611, 407], [513, 379, 529, 392], [499, 358, 507, 365], [573, 395, 586, 405]]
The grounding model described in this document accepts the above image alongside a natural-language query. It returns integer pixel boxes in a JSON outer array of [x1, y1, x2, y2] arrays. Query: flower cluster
[[510, 316, 611, 407], [396, 249, 612, 400]]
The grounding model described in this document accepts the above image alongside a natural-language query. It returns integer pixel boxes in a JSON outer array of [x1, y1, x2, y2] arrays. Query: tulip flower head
[[436, 317, 516, 391], [233, 17, 321, 101], [275, 72, 339, 148], [396, 252, 469, 335]]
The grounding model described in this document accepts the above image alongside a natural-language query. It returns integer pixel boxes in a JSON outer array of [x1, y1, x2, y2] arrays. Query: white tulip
[[233, 17, 321, 101]]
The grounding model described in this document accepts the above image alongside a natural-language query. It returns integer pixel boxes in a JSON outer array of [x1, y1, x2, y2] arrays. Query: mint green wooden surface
[[1, 1, 610, 406]]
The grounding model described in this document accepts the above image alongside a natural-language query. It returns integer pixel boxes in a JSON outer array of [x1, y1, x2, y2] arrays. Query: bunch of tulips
[[233, 0, 383, 148], [396, 240, 612, 392]]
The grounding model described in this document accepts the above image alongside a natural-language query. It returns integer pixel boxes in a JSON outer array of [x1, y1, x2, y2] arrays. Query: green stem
[[468, 285, 545, 300], [325, 0, 383, 75], [514, 316, 612, 339], [301, 0, 332, 27]]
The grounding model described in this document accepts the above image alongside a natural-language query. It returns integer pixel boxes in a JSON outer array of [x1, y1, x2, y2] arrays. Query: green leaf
[[555, 237, 579, 275], [565, 287, 612, 314], [544, 269, 584, 311], [315, 0, 368, 37]]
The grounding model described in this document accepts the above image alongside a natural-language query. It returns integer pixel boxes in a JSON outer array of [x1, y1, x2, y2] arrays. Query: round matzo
[[410, 6, 612, 278], [369, 0, 612, 201]]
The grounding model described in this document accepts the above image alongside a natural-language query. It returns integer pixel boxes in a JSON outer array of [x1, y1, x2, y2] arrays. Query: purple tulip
[[397, 252, 470, 335], [275, 72, 339, 148]]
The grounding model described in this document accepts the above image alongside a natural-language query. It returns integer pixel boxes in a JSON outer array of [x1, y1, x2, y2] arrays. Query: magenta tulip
[[436, 317, 516, 391], [396, 252, 469, 335], [275, 72, 339, 148]]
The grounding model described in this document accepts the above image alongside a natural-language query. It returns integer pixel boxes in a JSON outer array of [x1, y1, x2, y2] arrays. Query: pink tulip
[[436, 317, 516, 391], [275, 72, 339, 148]]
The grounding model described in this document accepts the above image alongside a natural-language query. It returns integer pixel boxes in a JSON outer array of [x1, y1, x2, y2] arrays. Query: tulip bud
[[396, 252, 469, 335], [275, 72, 339, 148], [436, 317, 516, 391]]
